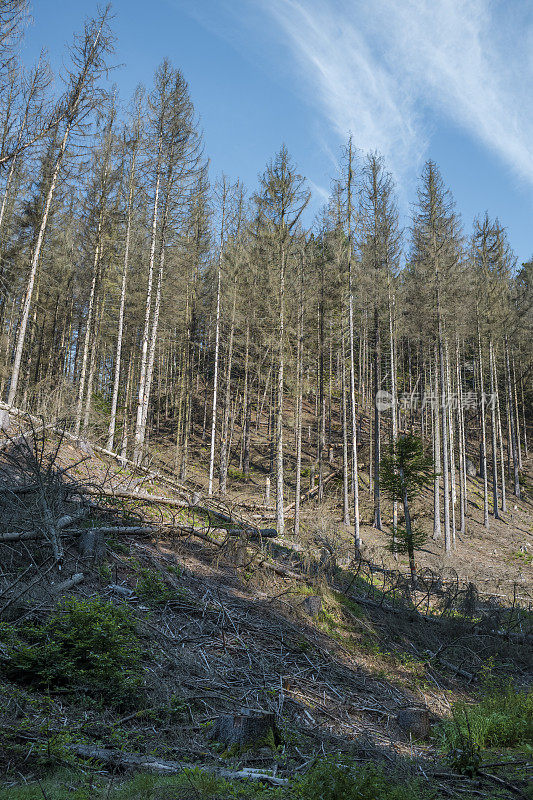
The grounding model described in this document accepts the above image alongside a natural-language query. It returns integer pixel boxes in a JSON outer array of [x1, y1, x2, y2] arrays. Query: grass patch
[[436, 677, 533, 756], [0, 768, 283, 799]]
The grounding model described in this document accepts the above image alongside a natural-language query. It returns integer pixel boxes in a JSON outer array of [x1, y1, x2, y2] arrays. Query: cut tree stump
[[466, 458, 477, 478], [78, 529, 106, 562], [302, 596, 322, 617], [211, 710, 281, 750], [396, 706, 431, 739]]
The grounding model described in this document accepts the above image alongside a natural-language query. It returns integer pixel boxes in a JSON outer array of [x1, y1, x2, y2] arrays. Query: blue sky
[[22, 0, 533, 266]]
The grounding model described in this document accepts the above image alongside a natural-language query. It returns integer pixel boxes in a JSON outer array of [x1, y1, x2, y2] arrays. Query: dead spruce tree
[[254, 146, 309, 536], [7, 7, 113, 409], [409, 162, 464, 553], [132, 60, 200, 465]]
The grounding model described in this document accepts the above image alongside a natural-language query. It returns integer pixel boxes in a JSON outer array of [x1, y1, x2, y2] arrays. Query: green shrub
[[136, 568, 174, 605], [436, 679, 533, 755], [0, 598, 143, 706], [293, 759, 427, 800]]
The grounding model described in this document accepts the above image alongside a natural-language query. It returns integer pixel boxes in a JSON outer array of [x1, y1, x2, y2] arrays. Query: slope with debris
[[0, 413, 532, 800]]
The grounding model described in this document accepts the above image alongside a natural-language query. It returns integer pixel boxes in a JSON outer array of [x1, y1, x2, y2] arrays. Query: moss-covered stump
[[211, 710, 281, 752]]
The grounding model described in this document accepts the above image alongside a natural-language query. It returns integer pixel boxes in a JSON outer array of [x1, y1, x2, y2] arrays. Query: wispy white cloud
[[259, 0, 533, 188], [307, 178, 330, 203]]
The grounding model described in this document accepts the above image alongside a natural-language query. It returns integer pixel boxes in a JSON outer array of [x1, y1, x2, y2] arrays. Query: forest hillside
[[0, 2, 531, 799]]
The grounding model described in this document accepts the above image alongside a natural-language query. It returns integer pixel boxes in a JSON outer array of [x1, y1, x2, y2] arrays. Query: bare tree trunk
[[341, 327, 350, 526], [493, 344, 506, 513], [137, 150, 174, 461], [133, 131, 163, 464], [294, 254, 304, 537], [275, 242, 286, 536], [455, 337, 466, 534], [219, 278, 237, 496], [120, 356, 133, 460], [208, 186, 227, 496], [520, 368, 528, 459], [83, 291, 105, 432], [505, 337, 520, 499], [432, 345, 441, 541], [346, 138, 360, 552], [107, 140, 137, 451], [511, 352, 522, 469], [74, 220, 102, 436], [242, 326, 251, 481], [445, 340, 456, 546], [317, 266, 325, 503], [8, 127, 70, 406], [436, 280, 451, 552], [373, 308, 381, 530], [388, 281, 398, 554], [488, 339, 499, 519]]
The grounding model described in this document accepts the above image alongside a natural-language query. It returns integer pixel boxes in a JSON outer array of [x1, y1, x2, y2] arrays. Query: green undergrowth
[[292, 759, 431, 800], [0, 759, 493, 800], [0, 597, 144, 707], [136, 568, 176, 605], [435, 675, 533, 769]]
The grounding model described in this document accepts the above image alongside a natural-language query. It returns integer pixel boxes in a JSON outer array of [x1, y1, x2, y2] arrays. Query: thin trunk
[[276, 242, 285, 536], [505, 337, 520, 498], [243, 326, 251, 480], [436, 278, 451, 552], [341, 328, 350, 526], [219, 277, 237, 496], [107, 143, 136, 451], [432, 345, 441, 541], [488, 339, 499, 519], [493, 344, 507, 513], [208, 191, 227, 496], [346, 138, 360, 551], [294, 254, 304, 537], [455, 337, 466, 534], [8, 126, 70, 406], [445, 340, 456, 546], [133, 133, 163, 464], [373, 308, 381, 529], [74, 220, 102, 436], [388, 281, 398, 554], [511, 352, 522, 469]]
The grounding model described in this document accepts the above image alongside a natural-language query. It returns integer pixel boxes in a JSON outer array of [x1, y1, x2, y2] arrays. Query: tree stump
[[466, 458, 477, 478], [397, 706, 431, 739], [302, 595, 322, 617], [78, 529, 106, 562], [211, 711, 281, 751]]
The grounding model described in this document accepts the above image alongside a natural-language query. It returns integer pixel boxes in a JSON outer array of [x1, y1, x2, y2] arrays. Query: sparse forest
[[0, 3, 531, 799]]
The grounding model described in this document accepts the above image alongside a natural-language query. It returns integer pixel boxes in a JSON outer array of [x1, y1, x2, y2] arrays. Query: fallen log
[[69, 745, 287, 786], [50, 572, 84, 594], [0, 508, 89, 543], [85, 487, 188, 507]]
